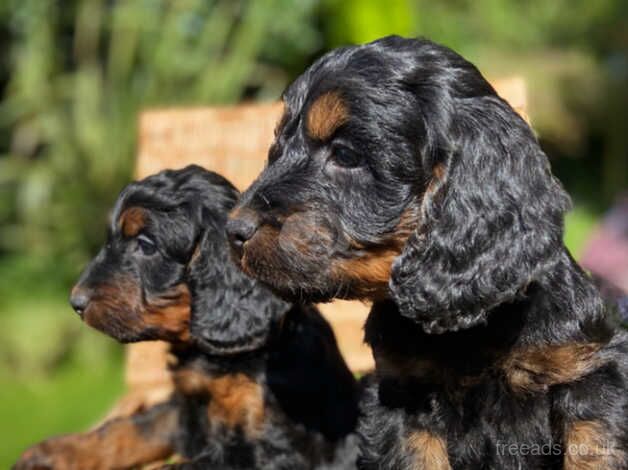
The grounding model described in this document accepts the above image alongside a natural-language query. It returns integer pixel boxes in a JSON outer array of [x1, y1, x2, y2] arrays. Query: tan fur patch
[[376, 341, 604, 393], [145, 283, 191, 342], [306, 91, 349, 140], [85, 279, 190, 342], [331, 207, 416, 299], [207, 373, 265, 437], [564, 420, 626, 469], [406, 431, 452, 470], [332, 247, 400, 299], [240, 224, 281, 278], [174, 369, 265, 437], [173, 368, 213, 396], [119, 207, 146, 237], [503, 343, 602, 393], [16, 408, 177, 469]]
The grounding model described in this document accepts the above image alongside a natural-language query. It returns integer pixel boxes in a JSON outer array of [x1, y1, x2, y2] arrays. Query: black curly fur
[[15, 166, 360, 470], [228, 36, 628, 469]]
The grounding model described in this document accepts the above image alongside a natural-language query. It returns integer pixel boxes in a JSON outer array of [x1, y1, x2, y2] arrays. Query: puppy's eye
[[136, 234, 157, 255], [330, 144, 363, 168]]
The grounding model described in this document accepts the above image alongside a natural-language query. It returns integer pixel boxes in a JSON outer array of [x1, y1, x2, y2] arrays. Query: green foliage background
[[0, 0, 626, 465]]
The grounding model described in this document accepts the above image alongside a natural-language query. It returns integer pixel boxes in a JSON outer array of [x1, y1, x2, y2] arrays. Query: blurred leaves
[[0, 0, 321, 282], [323, 0, 416, 46]]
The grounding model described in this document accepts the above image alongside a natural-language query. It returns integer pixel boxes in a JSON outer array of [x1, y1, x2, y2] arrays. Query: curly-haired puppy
[[15, 165, 360, 470], [227, 36, 628, 469]]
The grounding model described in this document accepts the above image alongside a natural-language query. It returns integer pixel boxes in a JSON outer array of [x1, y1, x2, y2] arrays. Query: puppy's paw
[[13, 438, 77, 470]]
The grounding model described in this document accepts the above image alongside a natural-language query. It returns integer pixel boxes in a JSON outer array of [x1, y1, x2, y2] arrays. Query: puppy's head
[[71, 165, 288, 352], [228, 36, 570, 333]]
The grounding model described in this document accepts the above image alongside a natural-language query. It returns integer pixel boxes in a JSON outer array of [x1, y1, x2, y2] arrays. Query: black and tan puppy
[[15, 165, 360, 470], [227, 36, 628, 469]]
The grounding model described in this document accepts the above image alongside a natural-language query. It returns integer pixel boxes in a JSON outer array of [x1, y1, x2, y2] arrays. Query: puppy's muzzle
[[226, 210, 260, 259]]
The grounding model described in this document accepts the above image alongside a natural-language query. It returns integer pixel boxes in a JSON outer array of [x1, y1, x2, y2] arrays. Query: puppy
[[227, 36, 628, 469], [15, 165, 360, 470]]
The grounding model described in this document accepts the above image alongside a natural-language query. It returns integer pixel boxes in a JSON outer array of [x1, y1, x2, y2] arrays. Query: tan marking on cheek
[[87, 278, 191, 342], [145, 283, 191, 342], [331, 207, 415, 299], [84, 279, 144, 332], [332, 248, 399, 298], [502, 343, 602, 393], [240, 224, 281, 277], [306, 91, 349, 140], [406, 431, 452, 470], [119, 207, 147, 237], [564, 420, 626, 469]]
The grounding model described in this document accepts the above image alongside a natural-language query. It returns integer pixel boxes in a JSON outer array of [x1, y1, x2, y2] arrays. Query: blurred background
[[0, 0, 626, 465]]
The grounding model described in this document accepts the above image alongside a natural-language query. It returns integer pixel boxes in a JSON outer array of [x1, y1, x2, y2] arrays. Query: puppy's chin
[[238, 247, 371, 304], [82, 306, 157, 343], [239, 258, 334, 304]]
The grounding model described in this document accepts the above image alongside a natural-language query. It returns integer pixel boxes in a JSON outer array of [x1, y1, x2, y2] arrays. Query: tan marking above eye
[[306, 91, 349, 140], [119, 207, 147, 237]]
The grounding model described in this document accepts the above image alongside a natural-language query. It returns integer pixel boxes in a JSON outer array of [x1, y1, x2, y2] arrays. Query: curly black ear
[[390, 82, 571, 333], [187, 226, 291, 355]]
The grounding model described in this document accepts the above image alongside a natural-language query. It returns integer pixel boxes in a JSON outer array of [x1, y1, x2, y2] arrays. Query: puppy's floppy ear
[[187, 226, 291, 355], [390, 91, 571, 333]]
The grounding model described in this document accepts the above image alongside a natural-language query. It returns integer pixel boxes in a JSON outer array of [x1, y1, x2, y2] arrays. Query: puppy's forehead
[[280, 47, 396, 142], [280, 81, 352, 143]]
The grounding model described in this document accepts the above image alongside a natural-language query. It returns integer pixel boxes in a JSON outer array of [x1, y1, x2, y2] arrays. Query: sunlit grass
[[0, 256, 125, 468], [0, 357, 124, 468]]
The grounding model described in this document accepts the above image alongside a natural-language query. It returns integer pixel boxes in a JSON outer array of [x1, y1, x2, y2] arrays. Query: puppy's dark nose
[[70, 286, 91, 317], [226, 211, 260, 257]]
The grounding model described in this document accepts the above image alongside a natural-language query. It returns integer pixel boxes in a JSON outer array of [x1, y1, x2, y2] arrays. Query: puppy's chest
[[173, 367, 267, 439], [367, 345, 603, 469], [365, 373, 559, 469]]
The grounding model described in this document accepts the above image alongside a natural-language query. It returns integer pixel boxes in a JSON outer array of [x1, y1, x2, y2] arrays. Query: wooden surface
[[124, 77, 529, 397]]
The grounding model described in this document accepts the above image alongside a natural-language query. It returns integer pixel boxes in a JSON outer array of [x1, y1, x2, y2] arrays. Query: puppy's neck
[[266, 304, 360, 443]]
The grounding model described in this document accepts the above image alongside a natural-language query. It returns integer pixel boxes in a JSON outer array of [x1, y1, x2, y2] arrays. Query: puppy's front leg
[[13, 400, 180, 470]]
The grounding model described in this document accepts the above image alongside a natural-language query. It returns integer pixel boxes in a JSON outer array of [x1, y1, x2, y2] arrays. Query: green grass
[[0, 256, 125, 468], [0, 356, 124, 468]]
